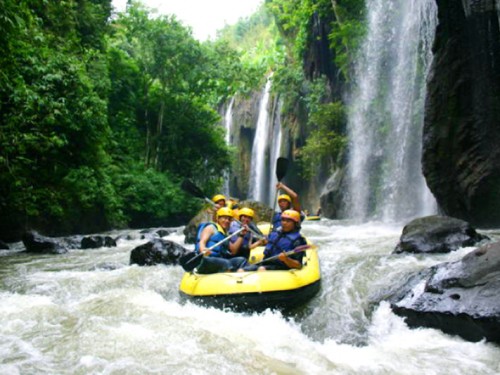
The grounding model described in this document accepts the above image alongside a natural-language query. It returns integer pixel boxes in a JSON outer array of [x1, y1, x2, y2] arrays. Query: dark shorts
[[196, 256, 248, 274]]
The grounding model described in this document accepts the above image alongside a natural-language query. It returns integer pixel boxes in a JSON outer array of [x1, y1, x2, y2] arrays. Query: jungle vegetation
[[0, 0, 365, 240]]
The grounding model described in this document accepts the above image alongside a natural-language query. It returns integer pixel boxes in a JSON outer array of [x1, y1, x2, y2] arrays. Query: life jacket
[[228, 221, 250, 247], [194, 222, 230, 258], [263, 229, 305, 259]]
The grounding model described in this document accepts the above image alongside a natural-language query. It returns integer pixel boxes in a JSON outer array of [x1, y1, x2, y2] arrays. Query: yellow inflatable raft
[[179, 244, 321, 312], [305, 215, 321, 221]]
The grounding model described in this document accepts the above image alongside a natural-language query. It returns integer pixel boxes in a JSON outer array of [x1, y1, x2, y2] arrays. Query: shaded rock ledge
[[394, 215, 489, 254], [387, 241, 500, 344], [129, 239, 188, 266]]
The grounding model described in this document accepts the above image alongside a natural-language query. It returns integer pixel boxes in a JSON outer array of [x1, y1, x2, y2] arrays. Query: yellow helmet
[[212, 194, 226, 203], [278, 194, 292, 203], [238, 207, 254, 219], [216, 206, 233, 219], [281, 209, 300, 223]]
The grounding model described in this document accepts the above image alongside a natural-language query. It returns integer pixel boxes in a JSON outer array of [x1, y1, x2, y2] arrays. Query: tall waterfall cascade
[[346, 0, 438, 223], [497, 0, 500, 33], [223, 97, 235, 196], [268, 99, 283, 207], [248, 78, 272, 204]]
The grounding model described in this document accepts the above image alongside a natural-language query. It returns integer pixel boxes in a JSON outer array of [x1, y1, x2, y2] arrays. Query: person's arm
[[278, 252, 302, 269], [228, 230, 246, 255], [277, 235, 306, 269], [228, 223, 250, 255], [277, 182, 301, 212], [198, 225, 215, 255], [249, 237, 267, 249]]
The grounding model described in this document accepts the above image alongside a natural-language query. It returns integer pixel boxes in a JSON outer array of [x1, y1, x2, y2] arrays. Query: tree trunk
[[154, 99, 165, 170]]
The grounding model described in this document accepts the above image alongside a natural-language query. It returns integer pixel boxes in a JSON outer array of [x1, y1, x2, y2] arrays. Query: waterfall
[[497, 0, 500, 29], [346, 0, 438, 223], [248, 78, 272, 203], [268, 100, 283, 207], [223, 97, 235, 196]]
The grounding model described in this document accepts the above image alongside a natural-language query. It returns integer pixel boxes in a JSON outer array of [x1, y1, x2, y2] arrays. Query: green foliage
[[115, 168, 191, 227], [196, 40, 261, 103], [0, 1, 115, 236], [266, 0, 317, 61], [299, 101, 347, 178], [263, 0, 367, 177], [61, 166, 125, 226], [272, 61, 305, 113], [329, 19, 366, 80], [212, 4, 283, 97], [0, 0, 369, 240]]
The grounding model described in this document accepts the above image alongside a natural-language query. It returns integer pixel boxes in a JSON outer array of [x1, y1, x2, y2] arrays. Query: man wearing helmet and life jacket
[[195, 206, 248, 274], [208, 194, 227, 221], [228, 207, 267, 259], [271, 182, 303, 231], [245, 209, 306, 271], [208, 194, 240, 221]]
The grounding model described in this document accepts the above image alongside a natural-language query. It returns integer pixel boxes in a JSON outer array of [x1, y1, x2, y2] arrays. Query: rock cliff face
[[295, 11, 346, 215], [225, 91, 262, 199], [278, 10, 346, 215], [423, 0, 500, 227], [225, 10, 345, 213]]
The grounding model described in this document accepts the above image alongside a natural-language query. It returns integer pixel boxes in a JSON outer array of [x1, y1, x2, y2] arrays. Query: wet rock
[[394, 215, 488, 254], [81, 235, 116, 249], [130, 239, 189, 266], [63, 235, 84, 249], [115, 232, 140, 241], [387, 241, 500, 344], [139, 228, 160, 240], [22, 231, 68, 254], [0, 240, 9, 249], [319, 169, 346, 219], [156, 228, 177, 237]]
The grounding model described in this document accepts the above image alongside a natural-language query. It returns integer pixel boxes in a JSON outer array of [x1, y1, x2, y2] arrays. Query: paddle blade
[[181, 179, 206, 199], [179, 252, 203, 272], [276, 157, 288, 181], [289, 244, 310, 254]]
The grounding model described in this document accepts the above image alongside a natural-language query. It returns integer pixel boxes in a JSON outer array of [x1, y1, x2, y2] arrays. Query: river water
[[1, 221, 499, 374]]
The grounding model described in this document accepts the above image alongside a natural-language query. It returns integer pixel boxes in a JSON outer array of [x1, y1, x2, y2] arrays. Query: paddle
[[179, 227, 246, 272], [268, 157, 289, 230], [181, 179, 214, 206], [181, 179, 265, 239], [252, 244, 310, 266]]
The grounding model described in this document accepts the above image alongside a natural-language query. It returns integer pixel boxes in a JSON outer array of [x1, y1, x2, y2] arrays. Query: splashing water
[[1, 223, 499, 374]]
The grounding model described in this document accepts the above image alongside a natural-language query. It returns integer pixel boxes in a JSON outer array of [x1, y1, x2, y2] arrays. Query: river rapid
[[1, 220, 499, 374]]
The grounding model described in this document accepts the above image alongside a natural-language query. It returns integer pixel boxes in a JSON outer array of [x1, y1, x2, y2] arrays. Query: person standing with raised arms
[[271, 182, 302, 232]]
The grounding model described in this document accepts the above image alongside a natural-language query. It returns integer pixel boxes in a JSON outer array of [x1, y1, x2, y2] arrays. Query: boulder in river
[[22, 230, 69, 254], [394, 215, 488, 254], [81, 235, 117, 249], [387, 241, 500, 344], [130, 238, 189, 266]]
